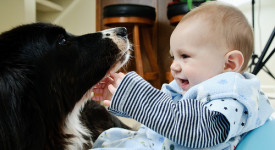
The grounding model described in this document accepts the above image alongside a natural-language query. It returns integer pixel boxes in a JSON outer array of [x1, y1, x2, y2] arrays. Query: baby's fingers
[[103, 100, 111, 106], [92, 96, 102, 101], [92, 88, 103, 93], [101, 76, 114, 84], [92, 88, 104, 101], [108, 84, 116, 94]]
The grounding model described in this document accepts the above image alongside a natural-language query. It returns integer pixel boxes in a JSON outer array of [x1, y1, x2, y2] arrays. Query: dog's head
[[1, 22, 130, 105], [0, 23, 130, 148]]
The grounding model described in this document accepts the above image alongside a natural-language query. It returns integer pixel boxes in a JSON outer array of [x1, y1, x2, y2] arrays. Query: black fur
[[0, 23, 130, 150]]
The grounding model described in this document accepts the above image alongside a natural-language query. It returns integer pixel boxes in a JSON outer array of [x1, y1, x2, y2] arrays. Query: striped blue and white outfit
[[92, 72, 273, 150]]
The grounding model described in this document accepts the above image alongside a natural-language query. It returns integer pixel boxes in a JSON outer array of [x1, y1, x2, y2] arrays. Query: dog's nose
[[116, 27, 127, 38]]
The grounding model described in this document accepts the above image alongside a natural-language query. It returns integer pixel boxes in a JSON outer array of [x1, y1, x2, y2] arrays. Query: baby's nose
[[170, 61, 181, 72]]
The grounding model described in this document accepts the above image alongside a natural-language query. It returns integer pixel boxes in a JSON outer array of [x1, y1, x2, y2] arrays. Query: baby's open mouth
[[180, 79, 189, 89]]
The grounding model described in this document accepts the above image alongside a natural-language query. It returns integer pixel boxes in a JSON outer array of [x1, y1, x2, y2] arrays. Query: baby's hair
[[180, 1, 254, 72]]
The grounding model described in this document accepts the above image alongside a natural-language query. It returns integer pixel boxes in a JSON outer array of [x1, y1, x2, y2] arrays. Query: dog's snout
[[116, 27, 127, 38]]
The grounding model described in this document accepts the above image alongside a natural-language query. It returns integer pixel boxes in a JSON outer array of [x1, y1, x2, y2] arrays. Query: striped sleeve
[[108, 72, 230, 148]]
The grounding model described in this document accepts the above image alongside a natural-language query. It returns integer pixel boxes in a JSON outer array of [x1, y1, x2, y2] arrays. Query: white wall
[[0, 0, 96, 35], [0, 0, 36, 32], [54, 0, 96, 35]]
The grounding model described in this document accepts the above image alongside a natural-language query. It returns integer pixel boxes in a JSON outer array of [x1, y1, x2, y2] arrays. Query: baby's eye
[[181, 54, 189, 58], [169, 56, 174, 60]]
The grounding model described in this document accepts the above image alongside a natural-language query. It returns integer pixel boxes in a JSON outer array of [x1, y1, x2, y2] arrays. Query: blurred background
[[0, 0, 274, 111]]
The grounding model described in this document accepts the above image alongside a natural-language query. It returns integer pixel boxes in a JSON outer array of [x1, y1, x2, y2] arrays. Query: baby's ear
[[224, 50, 244, 72]]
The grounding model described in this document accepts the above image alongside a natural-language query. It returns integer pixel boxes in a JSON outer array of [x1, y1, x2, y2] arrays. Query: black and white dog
[[0, 23, 131, 150]]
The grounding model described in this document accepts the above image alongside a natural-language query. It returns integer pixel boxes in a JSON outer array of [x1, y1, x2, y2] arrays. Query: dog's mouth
[[101, 27, 131, 78], [81, 27, 131, 101], [109, 44, 131, 73]]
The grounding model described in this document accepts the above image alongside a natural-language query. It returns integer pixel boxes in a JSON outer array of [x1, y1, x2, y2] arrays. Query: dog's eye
[[57, 34, 69, 46], [58, 38, 67, 45]]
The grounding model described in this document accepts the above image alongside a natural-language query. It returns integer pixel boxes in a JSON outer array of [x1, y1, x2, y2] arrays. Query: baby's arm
[[107, 72, 236, 148]]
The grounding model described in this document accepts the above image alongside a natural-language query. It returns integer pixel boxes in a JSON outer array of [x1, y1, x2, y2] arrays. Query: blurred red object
[[168, 0, 180, 5]]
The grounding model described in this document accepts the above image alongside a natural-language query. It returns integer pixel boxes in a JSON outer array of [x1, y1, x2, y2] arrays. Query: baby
[[92, 1, 274, 149]]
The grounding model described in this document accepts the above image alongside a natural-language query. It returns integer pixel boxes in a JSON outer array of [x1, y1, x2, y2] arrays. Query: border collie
[[0, 23, 131, 150]]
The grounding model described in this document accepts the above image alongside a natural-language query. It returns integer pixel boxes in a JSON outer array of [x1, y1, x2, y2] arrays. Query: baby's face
[[170, 18, 228, 95]]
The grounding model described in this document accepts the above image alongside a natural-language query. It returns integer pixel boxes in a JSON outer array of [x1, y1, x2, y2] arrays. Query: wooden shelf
[[36, 0, 63, 12]]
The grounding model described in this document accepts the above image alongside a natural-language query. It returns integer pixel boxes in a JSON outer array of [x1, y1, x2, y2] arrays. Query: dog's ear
[[224, 50, 244, 73]]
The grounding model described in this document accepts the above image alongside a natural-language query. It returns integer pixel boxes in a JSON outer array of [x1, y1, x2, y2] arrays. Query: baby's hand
[[92, 76, 113, 105], [92, 72, 125, 106]]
